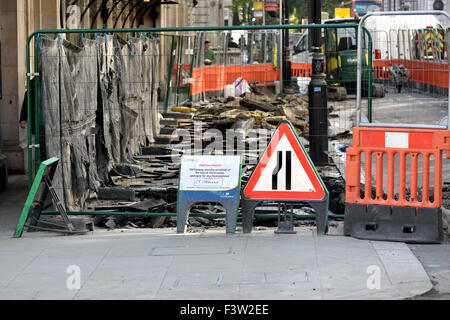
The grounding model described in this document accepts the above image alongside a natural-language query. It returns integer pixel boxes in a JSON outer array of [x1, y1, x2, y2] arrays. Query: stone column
[[0, 1, 26, 172], [0, 0, 59, 173]]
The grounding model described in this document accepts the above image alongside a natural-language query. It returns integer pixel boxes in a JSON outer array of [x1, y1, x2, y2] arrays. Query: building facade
[[192, 0, 233, 26], [0, 0, 197, 173], [385, 0, 450, 11]]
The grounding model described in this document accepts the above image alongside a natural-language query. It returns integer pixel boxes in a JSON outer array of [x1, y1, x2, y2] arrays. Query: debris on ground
[[327, 221, 345, 236], [67, 80, 450, 233], [89, 86, 332, 230], [389, 64, 410, 93]]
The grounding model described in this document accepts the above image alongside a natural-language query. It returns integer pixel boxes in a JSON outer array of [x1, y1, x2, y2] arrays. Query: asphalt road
[[408, 231, 450, 299], [372, 89, 448, 128]]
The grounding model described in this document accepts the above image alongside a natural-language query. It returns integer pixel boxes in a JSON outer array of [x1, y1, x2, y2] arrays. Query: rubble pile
[[322, 176, 346, 215], [193, 92, 309, 134]]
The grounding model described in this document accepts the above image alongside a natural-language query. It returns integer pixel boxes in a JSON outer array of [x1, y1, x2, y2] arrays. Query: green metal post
[[26, 39, 33, 187], [175, 36, 184, 107], [164, 35, 177, 113]]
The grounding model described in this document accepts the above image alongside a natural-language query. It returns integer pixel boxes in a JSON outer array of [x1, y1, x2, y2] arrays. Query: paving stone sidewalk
[[0, 227, 432, 300]]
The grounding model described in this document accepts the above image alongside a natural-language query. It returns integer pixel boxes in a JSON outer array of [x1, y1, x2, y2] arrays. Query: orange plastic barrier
[[373, 60, 391, 80], [373, 59, 449, 88], [291, 62, 312, 78], [188, 59, 448, 96], [397, 59, 449, 89], [172, 63, 191, 88], [346, 127, 450, 208], [190, 64, 280, 96]]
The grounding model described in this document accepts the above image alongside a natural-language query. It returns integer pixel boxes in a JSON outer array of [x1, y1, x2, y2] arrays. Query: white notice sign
[[179, 156, 241, 191]]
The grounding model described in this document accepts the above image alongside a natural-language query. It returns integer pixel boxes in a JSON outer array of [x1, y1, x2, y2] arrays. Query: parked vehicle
[[293, 14, 385, 99]]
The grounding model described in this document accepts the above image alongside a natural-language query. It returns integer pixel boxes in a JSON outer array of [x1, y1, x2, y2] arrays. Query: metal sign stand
[[13, 158, 87, 238], [176, 155, 242, 234], [274, 203, 296, 234], [177, 199, 241, 234], [242, 197, 328, 235]]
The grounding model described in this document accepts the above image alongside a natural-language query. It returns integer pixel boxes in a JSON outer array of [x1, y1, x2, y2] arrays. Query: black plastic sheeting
[[39, 35, 160, 210]]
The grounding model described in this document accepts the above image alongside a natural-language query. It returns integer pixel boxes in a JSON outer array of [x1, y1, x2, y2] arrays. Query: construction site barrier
[[190, 64, 280, 96], [348, 11, 450, 243], [291, 62, 312, 78], [189, 62, 312, 97], [373, 60, 391, 81], [345, 127, 450, 208], [356, 11, 450, 130], [344, 126, 450, 243]]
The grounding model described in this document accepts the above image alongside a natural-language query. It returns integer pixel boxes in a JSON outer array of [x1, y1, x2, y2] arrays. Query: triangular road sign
[[244, 121, 326, 201]]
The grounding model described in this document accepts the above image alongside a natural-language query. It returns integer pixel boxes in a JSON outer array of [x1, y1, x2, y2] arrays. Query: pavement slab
[[0, 227, 433, 300]]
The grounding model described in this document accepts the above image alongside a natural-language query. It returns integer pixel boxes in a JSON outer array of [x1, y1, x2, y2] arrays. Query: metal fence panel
[[27, 24, 364, 214], [357, 11, 450, 129]]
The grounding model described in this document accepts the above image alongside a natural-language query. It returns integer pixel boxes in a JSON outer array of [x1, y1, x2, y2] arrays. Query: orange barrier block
[[373, 60, 391, 80], [190, 68, 204, 96], [189, 59, 448, 96], [190, 64, 280, 96], [346, 127, 450, 209], [291, 62, 312, 78], [403, 59, 449, 89], [374, 59, 449, 88], [172, 63, 191, 88]]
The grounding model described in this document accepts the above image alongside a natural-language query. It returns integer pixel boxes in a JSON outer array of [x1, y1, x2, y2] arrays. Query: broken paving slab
[[97, 187, 136, 202], [162, 112, 194, 120], [114, 164, 141, 177], [141, 146, 172, 155]]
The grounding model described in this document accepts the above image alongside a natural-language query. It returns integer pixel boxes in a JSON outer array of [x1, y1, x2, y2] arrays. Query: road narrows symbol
[[271, 151, 292, 191]]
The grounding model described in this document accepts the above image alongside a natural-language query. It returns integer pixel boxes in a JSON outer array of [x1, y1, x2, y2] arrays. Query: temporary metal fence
[[354, 11, 450, 205], [358, 11, 450, 129], [286, 22, 376, 176], [28, 31, 163, 211], [169, 30, 282, 104], [344, 11, 450, 242], [168, 25, 375, 180], [25, 24, 373, 221]]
